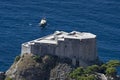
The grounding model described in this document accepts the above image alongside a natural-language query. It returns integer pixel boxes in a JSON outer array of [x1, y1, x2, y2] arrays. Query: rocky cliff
[[5, 54, 74, 80], [0, 53, 119, 80]]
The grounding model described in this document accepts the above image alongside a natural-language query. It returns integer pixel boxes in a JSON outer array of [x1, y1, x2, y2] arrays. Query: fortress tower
[[21, 31, 97, 66]]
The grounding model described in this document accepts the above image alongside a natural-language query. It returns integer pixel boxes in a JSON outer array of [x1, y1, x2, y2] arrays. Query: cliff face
[[5, 54, 73, 80], [4, 54, 120, 80]]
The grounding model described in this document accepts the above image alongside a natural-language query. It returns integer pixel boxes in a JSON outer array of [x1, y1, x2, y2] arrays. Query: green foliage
[[87, 75, 97, 80], [14, 56, 21, 62], [99, 60, 120, 76], [32, 55, 41, 62], [77, 74, 96, 80], [99, 64, 107, 73], [69, 67, 97, 80], [21, 78, 26, 80], [99, 60, 120, 74], [84, 65, 99, 74], [105, 67, 117, 77], [5, 77, 13, 80], [69, 67, 84, 79], [106, 60, 120, 67], [69, 60, 120, 79]]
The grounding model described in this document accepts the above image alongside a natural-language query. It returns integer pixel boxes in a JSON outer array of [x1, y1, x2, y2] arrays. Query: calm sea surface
[[0, 0, 120, 73]]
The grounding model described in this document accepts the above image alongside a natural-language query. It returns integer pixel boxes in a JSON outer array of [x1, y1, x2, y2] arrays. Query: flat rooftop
[[22, 31, 96, 46]]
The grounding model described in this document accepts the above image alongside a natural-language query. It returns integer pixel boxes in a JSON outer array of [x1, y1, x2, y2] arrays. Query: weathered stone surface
[[21, 31, 98, 67], [50, 63, 73, 80], [5, 54, 74, 80]]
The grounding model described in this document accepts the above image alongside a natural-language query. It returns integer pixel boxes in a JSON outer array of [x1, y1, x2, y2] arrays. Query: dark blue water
[[0, 0, 120, 73]]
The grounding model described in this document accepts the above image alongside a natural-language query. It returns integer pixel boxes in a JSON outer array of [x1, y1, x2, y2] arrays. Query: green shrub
[[14, 56, 21, 62], [69, 60, 120, 79], [84, 65, 99, 74], [69, 67, 84, 79], [87, 75, 97, 80], [99, 64, 107, 73], [105, 67, 117, 77], [32, 55, 41, 62], [21, 78, 26, 80], [99, 60, 120, 74], [106, 60, 120, 67], [5, 77, 12, 80], [77, 75, 96, 80]]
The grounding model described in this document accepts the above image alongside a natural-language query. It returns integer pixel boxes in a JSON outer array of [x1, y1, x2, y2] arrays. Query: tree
[[14, 56, 21, 62], [5, 77, 13, 80], [99, 64, 107, 73], [84, 65, 99, 74], [100, 60, 120, 74], [69, 60, 120, 80], [106, 60, 120, 67], [32, 55, 41, 62], [105, 67, 117, 77], [77, 74, 96, 80], [69, 67, 84, 79]]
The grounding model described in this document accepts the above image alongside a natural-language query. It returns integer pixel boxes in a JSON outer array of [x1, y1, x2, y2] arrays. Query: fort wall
[[21, 31, 97, 66]]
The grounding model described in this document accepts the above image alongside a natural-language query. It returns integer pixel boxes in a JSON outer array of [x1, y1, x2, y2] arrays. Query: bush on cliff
[[32, 55, 42, 62], [5, 54, 58, 80], [84, 65, 99, 74], [77, 74, 96, 80], [106, 60, 120, 67], [69, 67, 84, 79], [100, 60, 120, 76], [69, 66, 97, 80], [5, 77, 12, 80], [14, 56, 21, 62], [69, 60, 120, 80], [100, 60, 120, 69], [105, 67, 117, 77]]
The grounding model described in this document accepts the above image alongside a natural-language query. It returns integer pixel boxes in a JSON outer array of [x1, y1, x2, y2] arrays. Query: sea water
[[0, 0, 120, 73]]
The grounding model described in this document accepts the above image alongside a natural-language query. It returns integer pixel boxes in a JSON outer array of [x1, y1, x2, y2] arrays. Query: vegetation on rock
[[5, 54, 73, 80], [69, 60, 120, 80], [69, 66, 97, 80], [101, 60, 120, 77], [14, 55, 21, 62], [105, 67, 117, 77], [32, 55, 41, 62], [4, 53, 120, 80], [5, 77, 13, 80], [84, 65, 99, 74]]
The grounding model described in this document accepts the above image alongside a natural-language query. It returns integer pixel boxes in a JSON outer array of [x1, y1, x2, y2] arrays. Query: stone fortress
[[21, 31, 97, 66]]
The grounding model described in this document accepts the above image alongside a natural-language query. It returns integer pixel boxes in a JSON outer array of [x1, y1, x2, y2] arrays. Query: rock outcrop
[[4, 53, 120, 80], [5, 54, 73, 80]]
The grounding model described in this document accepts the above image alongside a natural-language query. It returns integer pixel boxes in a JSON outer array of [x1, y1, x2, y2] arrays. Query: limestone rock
[[5, 54, 73, 80]]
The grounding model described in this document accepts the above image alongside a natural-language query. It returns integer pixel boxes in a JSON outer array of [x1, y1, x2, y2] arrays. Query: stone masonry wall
[[21, 37, 97, 66]]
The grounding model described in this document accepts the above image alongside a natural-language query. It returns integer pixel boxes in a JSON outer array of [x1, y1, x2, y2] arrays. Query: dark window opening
[[76, 60, 79, 67], [65, 45, 67, 48]]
